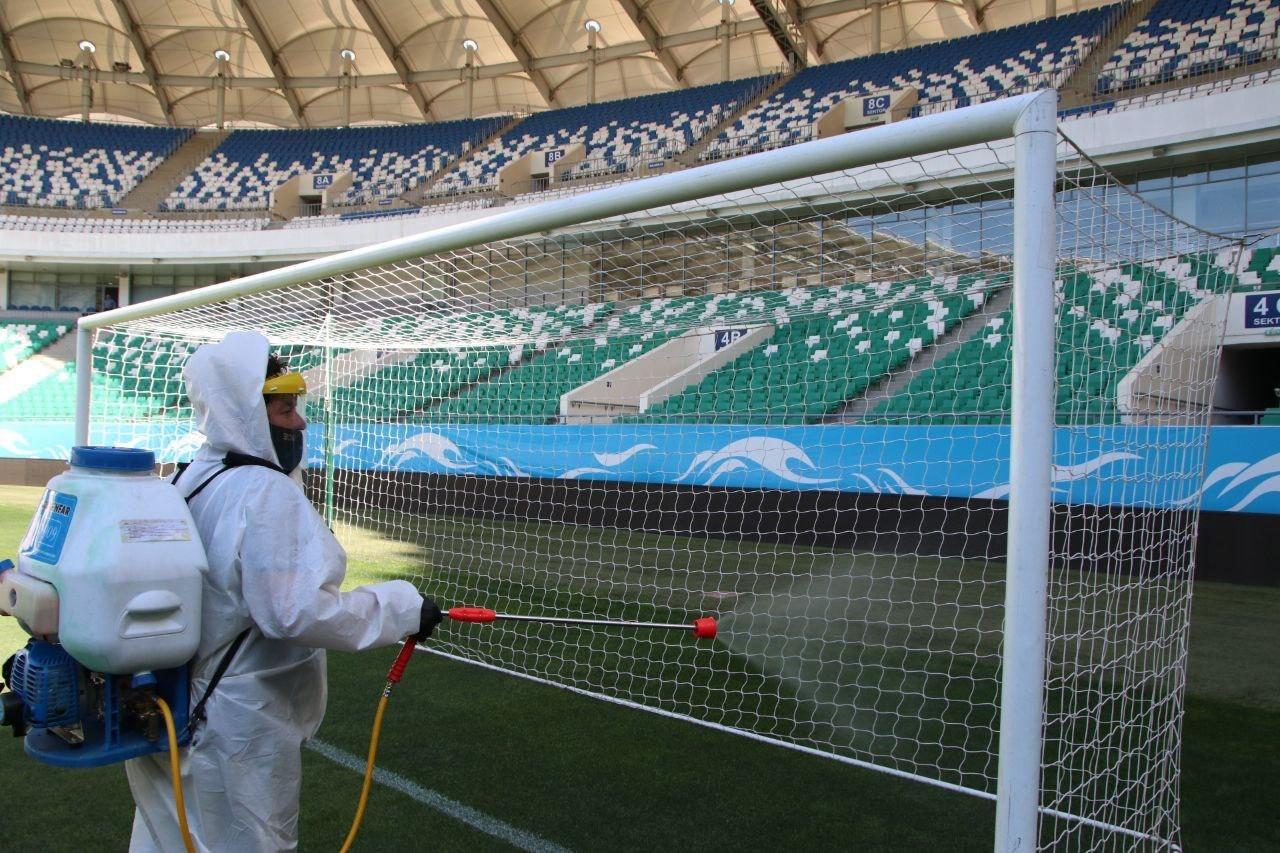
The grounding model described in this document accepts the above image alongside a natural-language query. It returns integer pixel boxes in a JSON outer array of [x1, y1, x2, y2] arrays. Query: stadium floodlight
[[584, 19, 602, 32], [74, 90, 1234, 851], [77, 40, 96, 54], [213, 49, 230, 62]]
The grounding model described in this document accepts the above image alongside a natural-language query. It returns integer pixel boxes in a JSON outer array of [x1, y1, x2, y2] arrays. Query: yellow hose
[[340, 691, 391, 853], [154, 696, 197, 853]]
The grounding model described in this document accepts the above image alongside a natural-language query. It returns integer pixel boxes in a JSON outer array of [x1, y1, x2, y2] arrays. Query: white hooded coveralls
[[126, 331, 424, 852]]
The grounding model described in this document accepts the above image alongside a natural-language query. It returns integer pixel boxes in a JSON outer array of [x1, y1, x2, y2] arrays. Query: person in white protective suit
[[125, 330, 442, 852]]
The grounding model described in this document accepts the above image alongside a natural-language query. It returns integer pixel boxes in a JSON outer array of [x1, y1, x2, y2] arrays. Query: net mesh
[[85, 133, 1239, 849]]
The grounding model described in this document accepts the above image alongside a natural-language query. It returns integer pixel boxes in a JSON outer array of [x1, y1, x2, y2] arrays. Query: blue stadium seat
[[164, 118, 507, 211], [1096, 0, 1280, 93], [434, 76, 776, 191], [706, 8, 1112, 157], [0, 115, 189, 208]]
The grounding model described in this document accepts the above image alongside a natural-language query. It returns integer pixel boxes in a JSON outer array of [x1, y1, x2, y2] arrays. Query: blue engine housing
[[4, 639, 190, 768], [9, 640, 79, 727]]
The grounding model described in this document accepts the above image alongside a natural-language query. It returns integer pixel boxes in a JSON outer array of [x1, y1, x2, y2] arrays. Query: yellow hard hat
[[262, 371, 307, 395]]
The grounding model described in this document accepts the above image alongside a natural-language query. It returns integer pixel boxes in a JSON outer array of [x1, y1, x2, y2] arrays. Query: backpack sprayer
[[0, 447, 204, 768], [0, 444, 718, 852], [0, 446, 205, 848]]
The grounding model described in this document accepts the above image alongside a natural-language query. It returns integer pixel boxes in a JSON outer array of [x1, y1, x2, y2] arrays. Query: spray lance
[[339, 605, 717, 852]]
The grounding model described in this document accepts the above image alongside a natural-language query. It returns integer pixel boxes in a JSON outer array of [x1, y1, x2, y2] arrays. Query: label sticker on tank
[[19, 490, 78, 565], [119, 519, 192, 543]]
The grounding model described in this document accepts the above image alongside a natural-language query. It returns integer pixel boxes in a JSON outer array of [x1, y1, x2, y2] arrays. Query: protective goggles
[[262, 372, 308, 396]]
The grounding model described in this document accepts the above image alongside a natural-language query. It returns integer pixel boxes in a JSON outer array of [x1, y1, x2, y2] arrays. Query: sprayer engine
[[0, 632, 191, 766], [0, 446, 207, 768]]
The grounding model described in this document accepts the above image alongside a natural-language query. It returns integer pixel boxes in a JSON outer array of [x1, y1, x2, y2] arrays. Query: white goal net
[[79, 94, 1239, 850]]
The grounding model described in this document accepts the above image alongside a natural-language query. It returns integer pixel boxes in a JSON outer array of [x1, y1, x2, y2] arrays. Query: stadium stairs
[[831, 282, 1015, 421], [674, 71, 795, 166], [403, 115, 525, 206], [301, 349, 405, 397], [0, 322, 75, 408], [1058, 0, 1163, 107], [1075, 0, 1280, 110], [115, 130, 230, 212], [864, 256, 1232, 425], [1237, 245, 1280, 287], [396, 348, 525, 419]]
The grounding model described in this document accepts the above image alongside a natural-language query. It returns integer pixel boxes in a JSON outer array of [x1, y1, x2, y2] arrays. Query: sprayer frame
[[74, 90, 1058, 851]]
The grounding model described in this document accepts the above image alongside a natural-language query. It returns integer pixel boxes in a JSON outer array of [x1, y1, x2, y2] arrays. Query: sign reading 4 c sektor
[[1245, 292, 1280, 328]]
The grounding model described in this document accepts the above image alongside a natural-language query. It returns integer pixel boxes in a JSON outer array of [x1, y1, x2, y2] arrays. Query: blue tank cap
[[70, 446, 155, 473]]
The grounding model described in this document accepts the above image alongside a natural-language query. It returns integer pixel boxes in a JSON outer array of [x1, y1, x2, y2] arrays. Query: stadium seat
[[0, 115, 189, 209], [164, 118, 506, 211], [631, 277, 990, 424], [309, 305, 606, 422], [1096, 0, 1280, 94], [872, 257, 1224, 424], [0, 213, 269, 234], [704, 8, 1112, 159], [0, 319, 71, 369], [433, 77, 775, 192]]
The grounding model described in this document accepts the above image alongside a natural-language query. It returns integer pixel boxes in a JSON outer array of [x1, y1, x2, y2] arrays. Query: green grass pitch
[[0, 484, 1276, 850]]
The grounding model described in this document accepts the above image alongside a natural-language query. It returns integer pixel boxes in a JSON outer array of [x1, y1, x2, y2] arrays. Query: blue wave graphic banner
[[2, 421, 1278, 514]]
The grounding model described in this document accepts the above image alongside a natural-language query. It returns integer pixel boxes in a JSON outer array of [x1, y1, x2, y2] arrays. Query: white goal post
[[71, 89, 1223, 850]]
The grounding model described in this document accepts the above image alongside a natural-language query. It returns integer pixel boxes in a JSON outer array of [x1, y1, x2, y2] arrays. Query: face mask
[[270, 422, 305, 473]]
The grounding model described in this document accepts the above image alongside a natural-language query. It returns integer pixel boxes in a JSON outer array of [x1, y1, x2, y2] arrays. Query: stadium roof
[[0, 0, 1107, 128]]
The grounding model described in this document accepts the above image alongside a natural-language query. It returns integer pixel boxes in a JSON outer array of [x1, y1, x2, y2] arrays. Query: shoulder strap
[[178, 451, 286, 741], [184, 628, 251, 741], [223, 450, 286, 475], [180, 451, 286, 505]]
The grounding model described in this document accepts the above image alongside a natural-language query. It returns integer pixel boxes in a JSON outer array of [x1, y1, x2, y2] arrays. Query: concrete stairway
[[0, 329, 77, 405], [116, 130, 229, 212], [402, 116, 526, 204], [832, 283, 1015, 422], [675, 71, 794, 166], [1058, 0, 1160, 107]]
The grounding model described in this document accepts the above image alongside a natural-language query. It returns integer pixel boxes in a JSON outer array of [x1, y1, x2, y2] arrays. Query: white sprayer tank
[[16, 446, 205, 674]]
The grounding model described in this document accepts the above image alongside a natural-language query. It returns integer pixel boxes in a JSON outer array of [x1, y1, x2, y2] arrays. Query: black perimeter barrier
[[324, 472, 1277, 587]]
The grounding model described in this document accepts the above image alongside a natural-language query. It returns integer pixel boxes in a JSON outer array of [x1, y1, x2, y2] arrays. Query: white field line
[[419, 647, 1181, 849], [306, 738, 569, 853]]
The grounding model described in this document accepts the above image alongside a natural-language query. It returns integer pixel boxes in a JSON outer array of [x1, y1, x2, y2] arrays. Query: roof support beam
[[799, 0, 890, 19], [786, 0, 826, 62], [0, 0, 908, 106], [616, 0, 688, 86], [747, 0, 814, 70], [471, 0, 558, 108], [350, 0, 434, 120], [231, 0, 307, 126], [109, 0, 174, 123], [0, 9, 31, 114], [961, 0, 988, 32]]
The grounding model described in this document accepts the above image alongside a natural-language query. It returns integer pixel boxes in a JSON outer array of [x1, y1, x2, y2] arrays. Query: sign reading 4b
[[1245, 293, 1280, 328], [715, 328, 747, 349]]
